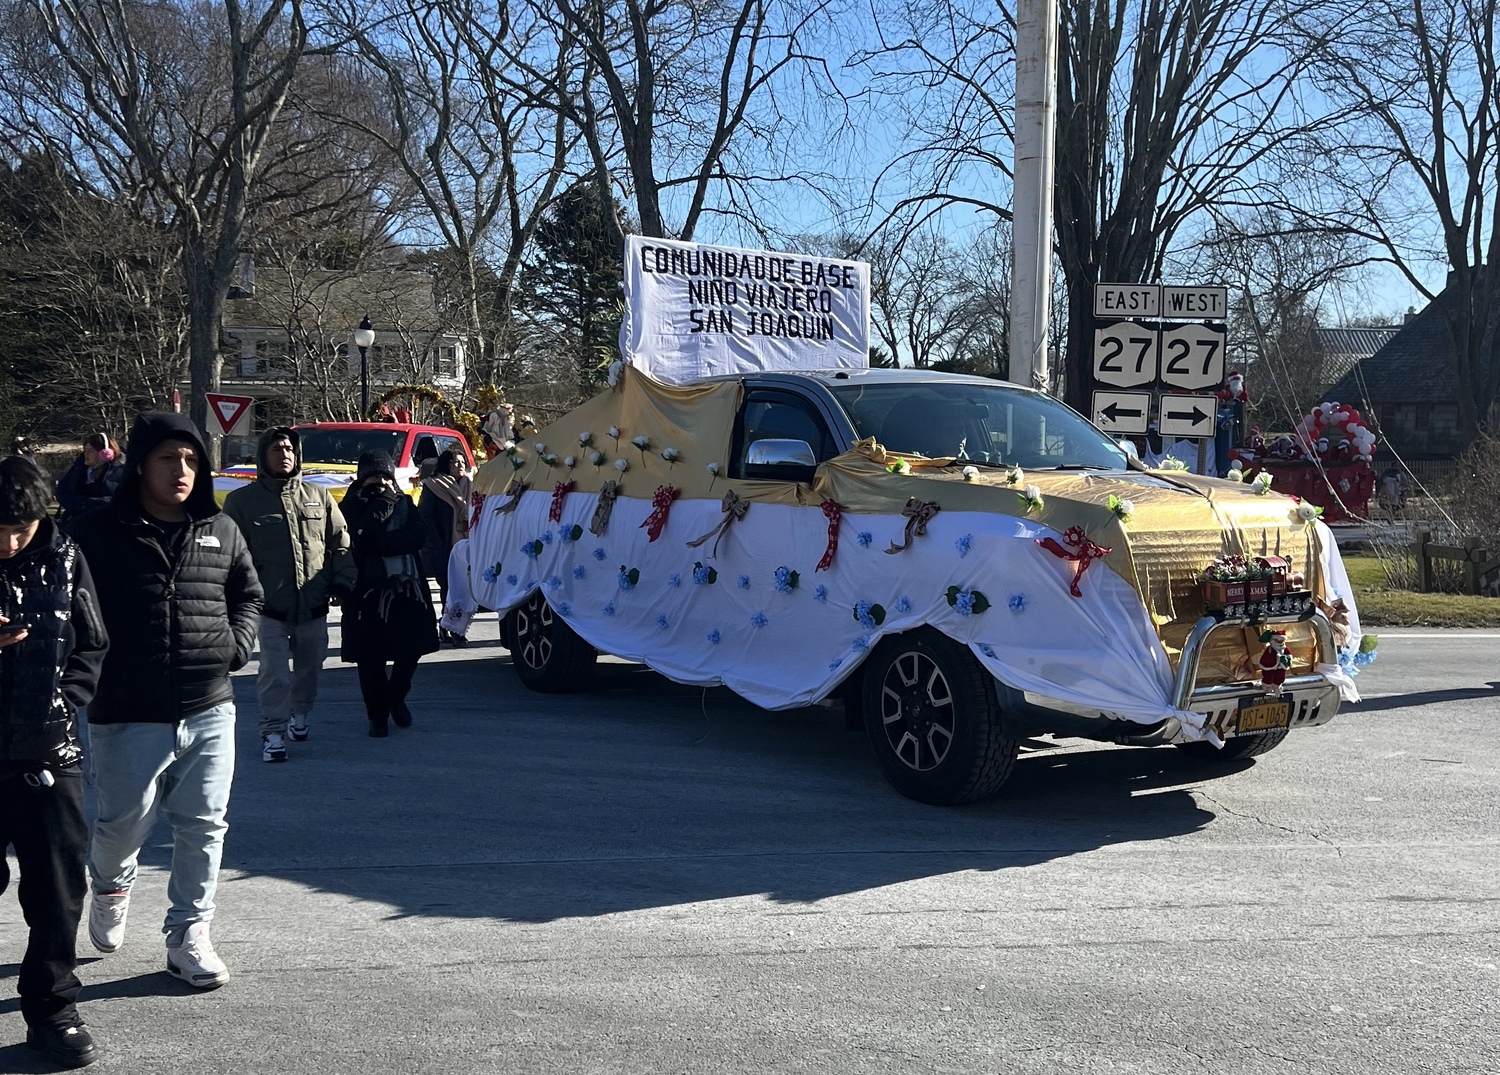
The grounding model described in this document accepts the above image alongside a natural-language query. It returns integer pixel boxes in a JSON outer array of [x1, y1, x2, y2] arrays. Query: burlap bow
[[494, 478, 530, 515], [686, 490, 749, 558], [885, 497, 940, 554], [589, 481, 620, 536]]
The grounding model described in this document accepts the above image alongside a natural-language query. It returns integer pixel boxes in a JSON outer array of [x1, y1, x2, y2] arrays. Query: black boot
[[27, 1020, 101, 1068], [390, 699, 413, 729], [367, 715, 389, 738]]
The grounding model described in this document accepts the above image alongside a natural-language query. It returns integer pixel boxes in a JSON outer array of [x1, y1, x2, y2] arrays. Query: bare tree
[[854, 0, 1321, 409], [1295, 0, 1500, 439], [322, 0, 577, 390], [0, 0, 308, 464], [522, 0, 845, 241]]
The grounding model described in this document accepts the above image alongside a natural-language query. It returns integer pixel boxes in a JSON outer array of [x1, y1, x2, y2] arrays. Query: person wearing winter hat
[[55, 433, 126, 530], [224, 427, 356, 763], [69, 413, 263, 990], [339, 450, 438, 737]]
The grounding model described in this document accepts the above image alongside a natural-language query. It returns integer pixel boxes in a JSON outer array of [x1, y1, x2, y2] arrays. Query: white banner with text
[[619, 236, 870, 383]]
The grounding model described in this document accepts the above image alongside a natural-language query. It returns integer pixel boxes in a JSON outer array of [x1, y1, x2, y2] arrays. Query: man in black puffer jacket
[[0, 456, 109, 1069], [70, 413, 262, 992]]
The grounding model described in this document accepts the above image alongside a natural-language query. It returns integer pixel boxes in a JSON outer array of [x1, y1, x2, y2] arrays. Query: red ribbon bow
[[468, 491, 487, 534], [815, 499, 844, 572], [639, 484, 679, 542], [549, 480, 575, 523], [1036, 525, 1113, 598]]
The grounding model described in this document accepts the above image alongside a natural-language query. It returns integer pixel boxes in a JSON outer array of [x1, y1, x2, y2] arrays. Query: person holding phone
[[0, 455, 110, 1068]]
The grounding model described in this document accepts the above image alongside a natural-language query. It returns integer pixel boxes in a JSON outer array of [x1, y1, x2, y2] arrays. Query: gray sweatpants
[[256, 615, 330, 737]]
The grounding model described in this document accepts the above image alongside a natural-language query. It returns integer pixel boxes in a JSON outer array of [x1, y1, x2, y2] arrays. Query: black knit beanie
[[356, 450, 397, 485]]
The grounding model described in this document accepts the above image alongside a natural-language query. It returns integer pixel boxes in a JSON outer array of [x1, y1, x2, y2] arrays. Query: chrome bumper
[[1168, 611, 1343, 743]]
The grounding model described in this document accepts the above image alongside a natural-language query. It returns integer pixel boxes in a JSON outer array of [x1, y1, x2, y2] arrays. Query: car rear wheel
[[504, 591, 596, 693], [861, 628, 1018, 805], [1175, 725, 1290, 761]]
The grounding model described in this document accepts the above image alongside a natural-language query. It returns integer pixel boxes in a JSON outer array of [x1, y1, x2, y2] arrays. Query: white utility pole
[[1010, 0, 1059, 392]]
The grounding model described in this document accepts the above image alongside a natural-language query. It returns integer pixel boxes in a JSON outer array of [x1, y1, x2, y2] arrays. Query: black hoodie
[[70, 413, 264, 724]]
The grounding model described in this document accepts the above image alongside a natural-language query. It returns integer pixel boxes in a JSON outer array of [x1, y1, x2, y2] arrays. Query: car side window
[[732, 390, 835, 479], [411, 434, 439, 466], [433, 435, 465, 462]]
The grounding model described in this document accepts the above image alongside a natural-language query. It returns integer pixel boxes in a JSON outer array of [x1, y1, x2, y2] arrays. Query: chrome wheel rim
[[879, 651, 956, 772]]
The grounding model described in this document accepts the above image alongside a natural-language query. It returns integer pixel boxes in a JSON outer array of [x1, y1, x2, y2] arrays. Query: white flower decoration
[[607, 359, 624, 387], [1006, 465, 1024, 485], [607, 426, 620, 439], [1252, 472, 1272, 494], [588, 450, 604, 467], [578, 432, 592, 446], [661, 447, 680, 464], [961, 465, 979, 481], [533, 441, 546, 453], [1294, 502, 1320, 522], [564, 455, 576, 469], [631, 435, 650, 450], [1119, 498, 1135, 515], [614, 457, 629, 472], [1226, 467, 1244, 483], [706, 462, 720, 476]]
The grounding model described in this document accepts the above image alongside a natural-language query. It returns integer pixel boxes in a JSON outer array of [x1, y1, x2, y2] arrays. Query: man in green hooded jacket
[[224, 428, 356, 762]]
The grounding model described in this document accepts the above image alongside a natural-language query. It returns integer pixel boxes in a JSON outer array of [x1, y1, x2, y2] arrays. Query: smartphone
[[0, 622, 31, 638]]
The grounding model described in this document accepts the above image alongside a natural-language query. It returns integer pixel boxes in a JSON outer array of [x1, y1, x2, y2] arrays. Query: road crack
[[1196, 793, 1344, 857]]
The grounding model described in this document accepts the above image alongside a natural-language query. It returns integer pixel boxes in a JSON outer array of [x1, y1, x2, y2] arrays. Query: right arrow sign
[[1157, 393, 1220, 438]]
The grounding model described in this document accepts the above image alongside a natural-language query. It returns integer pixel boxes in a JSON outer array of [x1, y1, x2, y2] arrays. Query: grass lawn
[[1342, 553, 1500, 628]]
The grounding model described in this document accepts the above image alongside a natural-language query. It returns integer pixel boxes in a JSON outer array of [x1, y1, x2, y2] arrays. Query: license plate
[[1236, 697, 1291, 733]]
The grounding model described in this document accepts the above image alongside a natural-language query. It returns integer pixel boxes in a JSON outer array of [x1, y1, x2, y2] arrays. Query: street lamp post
[[353, 316, 375, 418]]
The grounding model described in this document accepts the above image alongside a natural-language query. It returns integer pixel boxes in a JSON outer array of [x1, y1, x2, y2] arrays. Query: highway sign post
[[1091, 390, 1151, 434]]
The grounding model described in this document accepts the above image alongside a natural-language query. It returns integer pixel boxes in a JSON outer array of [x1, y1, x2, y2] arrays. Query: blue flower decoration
[[505, 574, 518, 585], [592, 547, 607, 561], [1354, 650, 1378, 667], [573, 565, 588, 580], [618, 568, 636, 591], [603, 602, 615, 617], [521, 540, 541, 559], [954, 590, 976, 616], [894, 595, 911, 614], [828, 656, 843, 671], [814, 584, 829, 603], [693, 564, 714, 585], [852, 635, 870, 652], [546, 575, 562, 591], [656, 614, 670, 630], [773, 566, 794, 593], [750, 611, 768, 628], [1008, 593, 1026, 613], [556, 602, 572, 616], [482, 564, 500, 583], [856, 530, 874, 548], [540, 529, 554, 545], [668, 573, 681, 587], [956, 533, 973, 558], [737, 574, 751, 590], [708, 629, 722, 645], [978, 643, 997, 659], [854, 600, 878, 630]]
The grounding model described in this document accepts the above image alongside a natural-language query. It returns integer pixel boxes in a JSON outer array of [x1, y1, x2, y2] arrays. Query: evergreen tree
[[520, 179, 626, 400]]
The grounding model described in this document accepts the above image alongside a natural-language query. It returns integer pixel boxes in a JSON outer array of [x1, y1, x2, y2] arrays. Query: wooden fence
[[1411, 530, 1500, 595]]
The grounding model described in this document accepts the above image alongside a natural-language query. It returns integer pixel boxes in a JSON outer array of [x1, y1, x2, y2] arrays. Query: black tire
[[504, 591, 597, 693], [1175, 725, 1291, 761], [861, 627, 1019, 805]]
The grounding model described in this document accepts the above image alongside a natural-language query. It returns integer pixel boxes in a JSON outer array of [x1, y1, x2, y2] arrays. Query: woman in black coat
[[340, 451, 438, 737]]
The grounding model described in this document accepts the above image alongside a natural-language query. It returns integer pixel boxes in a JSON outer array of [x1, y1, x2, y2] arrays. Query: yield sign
[[205, 392, 255, 436]]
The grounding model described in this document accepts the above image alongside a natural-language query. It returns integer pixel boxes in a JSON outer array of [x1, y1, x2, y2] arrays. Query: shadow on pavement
[[171, 654, 1233, 925], [1348, 682, 1500, 713]]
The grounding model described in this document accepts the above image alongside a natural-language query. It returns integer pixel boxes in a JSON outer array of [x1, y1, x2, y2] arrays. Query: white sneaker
[[166, 922, 230, 989], [262, 733, 287, 762], [88, 890, 130, 953], [287, 714, 309, 742]]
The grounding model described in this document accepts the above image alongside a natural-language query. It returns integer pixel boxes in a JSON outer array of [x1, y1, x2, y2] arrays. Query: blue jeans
[[86, 703, 236, 934]]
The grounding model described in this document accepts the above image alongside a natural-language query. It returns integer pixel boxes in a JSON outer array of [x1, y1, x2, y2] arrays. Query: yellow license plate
[[1236, 698, 1291, 733]]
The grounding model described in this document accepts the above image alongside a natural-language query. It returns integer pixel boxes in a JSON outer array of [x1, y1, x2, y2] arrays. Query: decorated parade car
[[443, 366, 1367, 805]]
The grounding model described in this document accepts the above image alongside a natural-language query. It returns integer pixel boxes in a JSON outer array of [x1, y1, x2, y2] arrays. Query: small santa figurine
[[1216, 369, 1250, 404], [1258, 630, 1291, 694]]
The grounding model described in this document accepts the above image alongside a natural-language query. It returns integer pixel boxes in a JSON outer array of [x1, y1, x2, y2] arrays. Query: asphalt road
[[3, 619, 1497, 1074]]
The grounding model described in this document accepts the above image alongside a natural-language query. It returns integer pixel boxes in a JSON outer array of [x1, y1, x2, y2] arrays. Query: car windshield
[[829, 381, 1128, 470], [297, 428, 404, 466]]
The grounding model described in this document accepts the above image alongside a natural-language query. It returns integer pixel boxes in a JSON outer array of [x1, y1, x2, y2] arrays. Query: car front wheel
[[504, 591, 597, 693], [861, 627, 1019, 805]]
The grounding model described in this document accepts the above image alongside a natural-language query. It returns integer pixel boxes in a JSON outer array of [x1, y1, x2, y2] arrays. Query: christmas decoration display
[[1200, 554, 1314, 618], [1216, 369, 1250, 404], [1293, 402, 1377, 464], [887, 497, 940, 553], [1258, 630, 1292, 693]]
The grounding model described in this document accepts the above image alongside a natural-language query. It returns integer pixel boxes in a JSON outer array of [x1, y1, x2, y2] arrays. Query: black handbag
[[368, 554, 439, 658]]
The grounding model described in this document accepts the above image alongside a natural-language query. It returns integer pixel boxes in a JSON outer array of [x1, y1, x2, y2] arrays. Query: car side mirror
[[745, 438, 817, 482]]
